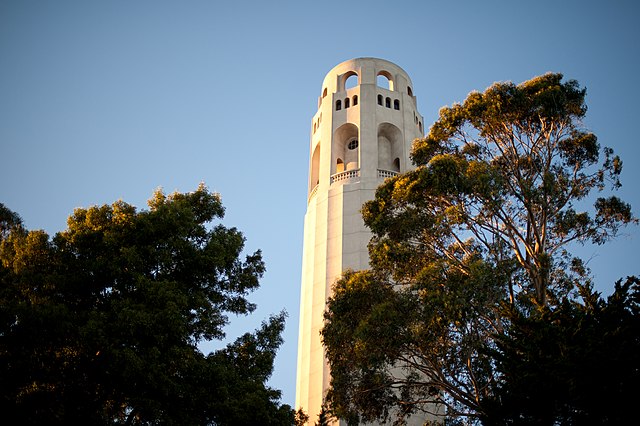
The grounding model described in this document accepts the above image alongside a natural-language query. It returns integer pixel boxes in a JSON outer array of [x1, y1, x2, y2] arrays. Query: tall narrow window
[[378, 94, 383, 106], [336, 100, 342, 110], [394, 99, 400, 110], [385, 97, 391, 108], [407, 86, 413, 96], [345, 98, 350, 108], [353, 95, 358, 106], [322, 88, 327, 98]]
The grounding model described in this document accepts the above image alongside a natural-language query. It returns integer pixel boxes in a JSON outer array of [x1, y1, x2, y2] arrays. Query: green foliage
[[322, 74, 638, 424], [0, 185, 298, 425], [381, 73, 635, 306], [0, 202, 22, 239], [483, 277, 640, 425]]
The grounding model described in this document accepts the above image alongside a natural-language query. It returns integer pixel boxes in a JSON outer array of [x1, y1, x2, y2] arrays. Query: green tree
[[483, 277, 640, 425], [0, 185, 298, 425], [0, 202, 22, 239], [322, 74, 637, 423]]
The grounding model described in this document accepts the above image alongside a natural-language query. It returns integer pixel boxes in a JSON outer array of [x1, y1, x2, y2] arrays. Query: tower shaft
[[296, 58, 424, 424]]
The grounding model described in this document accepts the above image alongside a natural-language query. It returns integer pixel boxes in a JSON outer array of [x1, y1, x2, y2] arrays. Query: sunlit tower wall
[[296, 58, 425, 424]]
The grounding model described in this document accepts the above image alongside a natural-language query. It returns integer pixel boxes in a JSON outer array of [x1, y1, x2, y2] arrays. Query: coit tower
[[295, 58, 425, 424]]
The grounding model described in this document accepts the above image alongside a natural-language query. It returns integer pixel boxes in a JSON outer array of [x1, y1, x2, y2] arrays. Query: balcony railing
[[378, 169, 399, 179], [308, 184, 319, 203], [330, 169, 360, 184], [308, 169, 399, 204]]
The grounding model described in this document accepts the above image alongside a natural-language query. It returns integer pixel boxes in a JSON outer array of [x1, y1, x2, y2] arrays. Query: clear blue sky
[[2, 0, 639, 407]]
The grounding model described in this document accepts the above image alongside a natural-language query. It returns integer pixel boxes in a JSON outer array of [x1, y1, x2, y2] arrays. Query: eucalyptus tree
[[322, 74, 636, 424]]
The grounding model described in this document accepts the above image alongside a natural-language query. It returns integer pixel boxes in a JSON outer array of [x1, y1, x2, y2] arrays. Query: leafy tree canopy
[[483, 277, 640, 425], [322, 74, 638, 424], [0, 185, 301, 425]]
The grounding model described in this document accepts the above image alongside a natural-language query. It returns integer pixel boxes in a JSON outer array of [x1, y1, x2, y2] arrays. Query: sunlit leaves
[[368, 72, 636, 306], [323, 73, 637, 424]]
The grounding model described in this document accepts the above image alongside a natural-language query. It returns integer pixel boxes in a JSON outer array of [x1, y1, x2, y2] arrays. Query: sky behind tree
[[2, 0, 639, 407]]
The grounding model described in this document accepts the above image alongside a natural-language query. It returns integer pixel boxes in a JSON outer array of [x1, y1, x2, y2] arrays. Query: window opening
[[407, 86, 413, 96], [385, 97, 391, 108], [344, 74, 358, 90], [348, 139, 358, 150], [377, 73, 392, 90], [322, 88, 327, 98], [394, 99, 400, 110], [378, 94, 383, 105], [353, 95, 358, 106], [345, 98, 350, 108], [336, 100, 341, 110]]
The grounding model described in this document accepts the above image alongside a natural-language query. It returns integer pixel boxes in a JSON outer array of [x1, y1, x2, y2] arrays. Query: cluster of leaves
[[0, 185, 301, 425], [321, 74, 638, 424], [483, 277, 640, 425]]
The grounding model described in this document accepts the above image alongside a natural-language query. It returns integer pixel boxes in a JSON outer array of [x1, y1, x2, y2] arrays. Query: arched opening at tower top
[[344, 74, 358, 90], [377, 71, 394, 91], [340, 71, 358, 92]]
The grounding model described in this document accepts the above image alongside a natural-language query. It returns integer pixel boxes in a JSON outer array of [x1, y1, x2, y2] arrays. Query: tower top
[[319, 58, 416, 105]]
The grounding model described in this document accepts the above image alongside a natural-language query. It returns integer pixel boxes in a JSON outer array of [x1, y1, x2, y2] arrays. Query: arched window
[[393, 99, 400, 110], [345, 98, 350, 108], [344, 73, 358, 90], [336, 158, 344, 173], [378, 94, 383, 106], [310, 144, 321, 192], [377, 71, 394, 90], [336, 100, 342, 110], [334, 123, 359, 174], [385, 97, 391, 108], [322, 88, 327, 98], [352, 95, 358, 106], [407, 86, 413, 96], [378, 123, 402, 173], [419, 121, 423, 133]]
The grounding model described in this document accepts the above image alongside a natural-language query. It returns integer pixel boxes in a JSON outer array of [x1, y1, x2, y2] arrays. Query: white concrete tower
[[296, 58, 425, 424]]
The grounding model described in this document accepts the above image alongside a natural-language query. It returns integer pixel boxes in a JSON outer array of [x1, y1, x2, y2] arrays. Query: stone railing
[[378, 169, 399, 179], [308, 184, 319, 203], [330, 169, 360, 184]]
